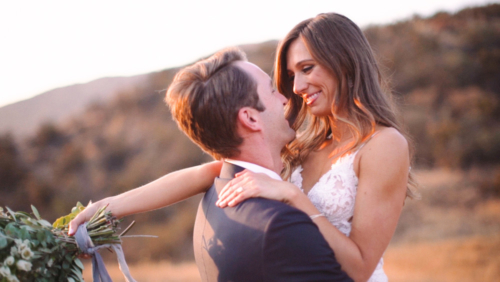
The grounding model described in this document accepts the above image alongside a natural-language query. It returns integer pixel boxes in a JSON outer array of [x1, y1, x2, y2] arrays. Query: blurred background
[[1, 1, 499, 281]]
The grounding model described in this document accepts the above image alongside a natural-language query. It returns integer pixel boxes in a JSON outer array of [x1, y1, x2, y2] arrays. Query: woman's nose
[[293, 74, 307, 95]]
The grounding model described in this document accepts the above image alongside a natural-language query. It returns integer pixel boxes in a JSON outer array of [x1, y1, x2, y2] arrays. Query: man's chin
[[286, 129, 296, 143]]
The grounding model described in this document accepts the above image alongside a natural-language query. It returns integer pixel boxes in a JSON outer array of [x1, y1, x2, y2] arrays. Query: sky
[[0, 0, 496, 108]]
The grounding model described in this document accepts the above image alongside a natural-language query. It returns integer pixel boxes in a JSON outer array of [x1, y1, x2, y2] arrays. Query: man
[[166, 48, 352, 282]]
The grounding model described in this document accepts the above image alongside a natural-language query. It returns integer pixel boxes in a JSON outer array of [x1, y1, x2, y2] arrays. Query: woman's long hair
[[276, 13, 419, 198]]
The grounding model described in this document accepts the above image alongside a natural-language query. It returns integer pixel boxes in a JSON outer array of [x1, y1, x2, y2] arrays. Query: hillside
[[1, 4, 499, 264], [0, 74, 150, 137]]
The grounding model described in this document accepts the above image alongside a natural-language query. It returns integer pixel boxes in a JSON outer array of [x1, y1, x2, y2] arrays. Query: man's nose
[[279, 93, 288, 106]]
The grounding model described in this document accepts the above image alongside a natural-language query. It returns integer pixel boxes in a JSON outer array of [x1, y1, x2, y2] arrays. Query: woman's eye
[[302, 66, 313, 73], [288, 75, 295, 82]]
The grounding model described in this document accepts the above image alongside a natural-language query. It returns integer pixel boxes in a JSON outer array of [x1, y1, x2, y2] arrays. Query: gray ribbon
[[74, 223, 137, 282]]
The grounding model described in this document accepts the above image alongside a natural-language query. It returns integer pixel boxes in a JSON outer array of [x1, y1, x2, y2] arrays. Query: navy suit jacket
[[193, 162, 352, 282]]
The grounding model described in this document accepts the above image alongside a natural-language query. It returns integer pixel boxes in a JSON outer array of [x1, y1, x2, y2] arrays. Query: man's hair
[[165, 48, 265, 160]]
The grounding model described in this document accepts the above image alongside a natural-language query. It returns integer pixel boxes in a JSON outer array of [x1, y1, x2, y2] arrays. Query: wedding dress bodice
[[290, 148, 388, 282]]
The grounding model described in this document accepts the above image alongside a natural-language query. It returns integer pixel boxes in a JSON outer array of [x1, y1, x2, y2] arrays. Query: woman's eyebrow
[[295, 59, 314, 66]]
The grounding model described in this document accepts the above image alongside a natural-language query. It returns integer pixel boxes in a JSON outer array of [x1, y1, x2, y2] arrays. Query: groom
[[166, 48, 352, 281]]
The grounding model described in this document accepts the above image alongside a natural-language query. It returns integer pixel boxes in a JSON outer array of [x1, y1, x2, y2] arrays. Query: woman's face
[[286, 37, 338, 117]]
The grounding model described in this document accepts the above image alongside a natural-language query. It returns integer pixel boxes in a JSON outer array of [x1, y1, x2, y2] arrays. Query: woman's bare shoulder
[[358, 127, 409, 168], [367, 127, 408, 152]]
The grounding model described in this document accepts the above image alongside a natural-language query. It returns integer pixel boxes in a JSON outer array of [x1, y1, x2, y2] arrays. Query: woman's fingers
[[218, 179, 242, 201], [68, 202, 98, 236], [216, 170, 273, 208], [227, 189, 257, 207], [217, 171, 252, 206], [218, 188, 242, 208], [217, 181, 243, 206], [217, 181, 247, 207]]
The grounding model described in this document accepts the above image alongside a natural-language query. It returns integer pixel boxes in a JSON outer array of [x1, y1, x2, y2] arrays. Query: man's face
[[234, 61, 296, 149]]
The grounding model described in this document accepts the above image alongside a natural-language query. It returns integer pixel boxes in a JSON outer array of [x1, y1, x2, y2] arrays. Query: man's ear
[[237, 107, 262, 131]]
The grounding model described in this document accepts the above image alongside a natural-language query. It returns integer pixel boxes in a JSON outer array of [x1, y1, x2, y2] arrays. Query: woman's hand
[[69, 200, 111, 259], [216, 170, 301, 208], [68, 200, 108, 236]]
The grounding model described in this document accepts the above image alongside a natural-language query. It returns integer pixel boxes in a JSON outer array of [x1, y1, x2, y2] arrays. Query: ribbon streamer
[[74, 223, 137, 282]]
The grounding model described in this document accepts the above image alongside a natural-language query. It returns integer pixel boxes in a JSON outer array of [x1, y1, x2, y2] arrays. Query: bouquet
[[0, 203, 135, 282]]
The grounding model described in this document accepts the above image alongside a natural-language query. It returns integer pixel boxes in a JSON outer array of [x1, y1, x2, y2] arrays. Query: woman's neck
[[329, 119, 353, 143]]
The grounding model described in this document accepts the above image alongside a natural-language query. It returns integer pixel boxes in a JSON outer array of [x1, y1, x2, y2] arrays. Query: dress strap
[[356, 131, 379, 151]]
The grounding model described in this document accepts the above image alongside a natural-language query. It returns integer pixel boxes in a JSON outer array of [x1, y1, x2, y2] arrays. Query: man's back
[[193, 163, 352, 282]]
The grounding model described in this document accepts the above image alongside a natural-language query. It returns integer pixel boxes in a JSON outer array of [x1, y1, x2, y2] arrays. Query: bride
[[70, 13, 418, 282]]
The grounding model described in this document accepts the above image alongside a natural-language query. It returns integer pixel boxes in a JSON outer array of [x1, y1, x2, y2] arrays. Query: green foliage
[[0, 206, 82, 282], [0, 204, 126, 282]]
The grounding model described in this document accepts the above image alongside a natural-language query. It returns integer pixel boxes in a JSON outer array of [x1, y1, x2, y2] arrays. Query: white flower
[[4, 256, 15, 266], [7, 274, 20, 282], [17, 240, 30, 253], [47, 258, 54, 268], [10, 246, 18, 256], [16, 260, 32, 272], [0, 265, 11, 276], [20, 248, 34, 260]]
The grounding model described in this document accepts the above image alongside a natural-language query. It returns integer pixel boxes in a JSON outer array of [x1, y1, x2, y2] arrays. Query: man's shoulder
[[238, 198, 312, 228]]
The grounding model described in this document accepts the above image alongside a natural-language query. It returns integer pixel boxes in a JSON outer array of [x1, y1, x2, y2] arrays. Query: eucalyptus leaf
[[31, 205, 42, 220], [73, 258, 84, 270], [38, 219, 52, 228], [15, 211, 31, 218], [5, 222, 19, 237], [21, 217, 42, 230], [44, 230, 55, 243], [70, 266, 83, 279], [6, 207, 16, 221], [19, 227, 30, 240], [20, 224, 35, 233], [37, 230, 46, 242], [0, 236, 7, 249]]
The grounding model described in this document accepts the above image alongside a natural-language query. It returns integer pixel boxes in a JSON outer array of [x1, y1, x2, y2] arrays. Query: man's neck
[[225, 159, 282, 180], [232, 145, 283, 176]]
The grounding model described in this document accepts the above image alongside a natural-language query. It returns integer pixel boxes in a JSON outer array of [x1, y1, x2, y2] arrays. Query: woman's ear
[[237, 107, 262, 131]]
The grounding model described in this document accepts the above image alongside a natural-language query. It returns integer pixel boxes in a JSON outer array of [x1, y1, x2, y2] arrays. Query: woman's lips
[[305, 91, 320, 105]]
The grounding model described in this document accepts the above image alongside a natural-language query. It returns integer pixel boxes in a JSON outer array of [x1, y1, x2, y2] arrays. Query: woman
[[70, 13, 417, 282], [214, 13, 419, 282]]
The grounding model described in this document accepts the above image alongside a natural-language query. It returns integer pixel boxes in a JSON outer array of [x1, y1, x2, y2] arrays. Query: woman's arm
[[68, 161, 222, 235], [306, 128, 408, 281]]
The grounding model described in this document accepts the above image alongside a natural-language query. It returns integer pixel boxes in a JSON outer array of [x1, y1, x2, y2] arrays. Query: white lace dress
[[290, 150, 388, 282]]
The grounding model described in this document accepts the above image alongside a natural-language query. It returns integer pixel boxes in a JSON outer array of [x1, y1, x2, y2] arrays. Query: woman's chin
[[308, 106, 331, 117]]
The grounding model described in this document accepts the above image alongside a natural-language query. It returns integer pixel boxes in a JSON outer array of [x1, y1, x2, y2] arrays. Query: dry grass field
[[83, 169, 500, 281]]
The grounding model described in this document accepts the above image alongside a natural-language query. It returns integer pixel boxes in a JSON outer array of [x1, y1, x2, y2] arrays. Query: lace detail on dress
[[290, 150, 388, 282]]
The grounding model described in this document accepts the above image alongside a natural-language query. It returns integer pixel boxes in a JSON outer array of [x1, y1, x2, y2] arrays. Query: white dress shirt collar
[[225, 159, 282, 181]]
